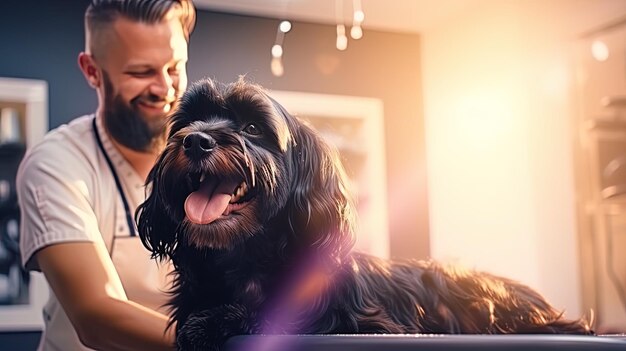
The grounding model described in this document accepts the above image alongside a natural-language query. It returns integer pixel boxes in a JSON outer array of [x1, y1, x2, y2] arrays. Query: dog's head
[[137, 78, 356, 263]]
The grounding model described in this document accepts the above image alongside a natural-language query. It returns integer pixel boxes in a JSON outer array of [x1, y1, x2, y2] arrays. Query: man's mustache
[[133, 94, 177, 105]]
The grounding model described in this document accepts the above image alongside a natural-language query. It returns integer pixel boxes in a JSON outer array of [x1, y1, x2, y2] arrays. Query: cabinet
[[0, 77, 48, 331], [270, 90, 389, 259], [574, 18, 626, 332]]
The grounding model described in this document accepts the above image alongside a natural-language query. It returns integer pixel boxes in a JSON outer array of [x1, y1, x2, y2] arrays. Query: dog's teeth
[[199, 173, 206, 183], [230, 192, 239, 204], [229, 183, 248, 204]]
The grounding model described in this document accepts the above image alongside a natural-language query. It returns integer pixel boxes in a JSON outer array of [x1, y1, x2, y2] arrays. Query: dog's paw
[[176, 304, 257, 351]]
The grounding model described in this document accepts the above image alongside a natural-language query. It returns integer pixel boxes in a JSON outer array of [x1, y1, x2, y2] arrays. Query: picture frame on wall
[[0, 77, 48, 331], [270, 90, 389, 259]]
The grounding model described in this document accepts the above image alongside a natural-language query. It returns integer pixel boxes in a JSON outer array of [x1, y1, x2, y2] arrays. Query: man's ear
[[78, 52, 101, 89]]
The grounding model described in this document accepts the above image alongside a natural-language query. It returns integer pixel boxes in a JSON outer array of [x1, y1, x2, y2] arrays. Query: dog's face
[[138, 79, 356, 259], [148, 80, 293, 250]]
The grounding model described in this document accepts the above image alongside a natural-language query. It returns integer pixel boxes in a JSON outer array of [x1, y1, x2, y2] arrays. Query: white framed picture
[[270, 90, 389, 259], [0, 77, 49, 331]]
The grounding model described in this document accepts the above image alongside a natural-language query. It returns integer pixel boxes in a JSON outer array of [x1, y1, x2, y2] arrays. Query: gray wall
[[0, 2, 428, 260]]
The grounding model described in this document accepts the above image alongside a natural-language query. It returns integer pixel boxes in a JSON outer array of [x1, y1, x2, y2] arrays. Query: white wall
[[421, 0, 626, 318]]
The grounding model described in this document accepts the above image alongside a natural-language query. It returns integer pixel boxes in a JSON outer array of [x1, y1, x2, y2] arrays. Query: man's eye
[[128, 71, 152, 77], [242, 123, 261, 136]]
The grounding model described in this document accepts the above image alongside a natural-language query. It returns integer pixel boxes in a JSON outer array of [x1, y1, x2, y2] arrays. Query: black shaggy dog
[[137, 78, 592, 350]]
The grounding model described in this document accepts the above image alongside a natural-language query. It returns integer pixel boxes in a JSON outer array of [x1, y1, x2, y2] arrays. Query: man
[[17, 1, 195, 350]]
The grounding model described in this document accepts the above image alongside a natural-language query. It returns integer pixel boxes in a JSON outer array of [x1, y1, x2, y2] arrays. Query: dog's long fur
[[137, 78, 592, 350]]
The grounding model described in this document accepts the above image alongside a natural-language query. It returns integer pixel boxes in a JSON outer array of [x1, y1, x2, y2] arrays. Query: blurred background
[[0, 0, 625, 348]]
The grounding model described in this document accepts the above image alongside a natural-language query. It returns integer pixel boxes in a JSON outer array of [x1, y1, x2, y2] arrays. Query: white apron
[[93, 116, 173, 313]]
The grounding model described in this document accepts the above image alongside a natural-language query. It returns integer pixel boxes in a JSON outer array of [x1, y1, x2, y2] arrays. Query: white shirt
[[18, 114, 172, 351]]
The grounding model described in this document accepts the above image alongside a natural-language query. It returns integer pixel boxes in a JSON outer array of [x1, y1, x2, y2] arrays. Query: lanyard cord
[[92, 117, 137, 237]]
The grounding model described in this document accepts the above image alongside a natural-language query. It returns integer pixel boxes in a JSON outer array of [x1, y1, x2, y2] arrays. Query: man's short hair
[[85, 0, 196, 58]]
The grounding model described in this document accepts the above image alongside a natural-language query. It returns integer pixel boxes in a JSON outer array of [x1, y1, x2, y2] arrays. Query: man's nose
[[149, 71, 176, 99]]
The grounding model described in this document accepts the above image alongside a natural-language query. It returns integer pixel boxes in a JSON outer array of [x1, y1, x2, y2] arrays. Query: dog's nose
[[182, 132, 216, 159]]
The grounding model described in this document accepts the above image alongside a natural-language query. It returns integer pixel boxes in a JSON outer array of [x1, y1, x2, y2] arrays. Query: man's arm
[[36, 241, 176, 351]]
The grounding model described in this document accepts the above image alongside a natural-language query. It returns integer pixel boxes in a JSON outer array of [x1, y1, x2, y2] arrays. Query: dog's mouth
[[184, 172, 254, 225]]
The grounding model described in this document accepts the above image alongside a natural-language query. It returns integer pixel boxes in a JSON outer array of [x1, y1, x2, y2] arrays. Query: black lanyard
[[92, 117, 137, 237]]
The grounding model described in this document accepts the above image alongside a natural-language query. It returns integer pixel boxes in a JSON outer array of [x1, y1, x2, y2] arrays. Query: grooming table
[[223, 334, 626, 351]]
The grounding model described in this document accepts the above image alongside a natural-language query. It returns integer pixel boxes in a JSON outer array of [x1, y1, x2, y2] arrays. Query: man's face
[[97, 12, 189, 152]]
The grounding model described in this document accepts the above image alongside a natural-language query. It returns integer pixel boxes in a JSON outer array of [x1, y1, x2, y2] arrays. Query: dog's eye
[[242, 123, 262, 136]]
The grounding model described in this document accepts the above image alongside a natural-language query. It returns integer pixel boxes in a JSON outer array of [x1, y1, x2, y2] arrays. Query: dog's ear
[[136, 154, 179, 261], [284, 112, 357, 264]]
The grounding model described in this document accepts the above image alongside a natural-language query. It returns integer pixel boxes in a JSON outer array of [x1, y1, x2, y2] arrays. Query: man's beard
[[102, 72, 175, 153]]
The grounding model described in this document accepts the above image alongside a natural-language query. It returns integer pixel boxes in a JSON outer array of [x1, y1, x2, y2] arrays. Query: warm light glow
[[591, 40, 609, 61], [336, 24, 348, 50], [354, 10, 365, 23], [350, 25, 363, 40], [421, 0, 588, 319], [350, 0, 364, 41], [271, 57, 284, 77], [270, 20, 290, 76], [271, 44, 283, 58], [336, 35, 348, 51], [279, 20, 292, 33], [453, 91, 516, 146]]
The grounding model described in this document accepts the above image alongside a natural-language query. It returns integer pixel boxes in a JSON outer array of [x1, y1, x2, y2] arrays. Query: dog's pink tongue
[[184, 178, 238, 224]]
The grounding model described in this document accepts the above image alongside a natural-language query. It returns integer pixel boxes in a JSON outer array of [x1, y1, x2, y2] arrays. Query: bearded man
[[17, 1, 196, 350]]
